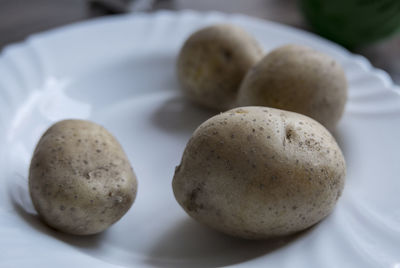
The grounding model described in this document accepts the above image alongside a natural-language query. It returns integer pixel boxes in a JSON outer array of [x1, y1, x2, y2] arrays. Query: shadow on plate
[[144, 217, 310, 268], [331, 126, 351, 166], [151, 96, 217, 135], [8, 178, 106, 249]]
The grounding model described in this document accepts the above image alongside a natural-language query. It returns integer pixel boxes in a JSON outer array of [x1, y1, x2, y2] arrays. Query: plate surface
[[0, 11, 399, 268]]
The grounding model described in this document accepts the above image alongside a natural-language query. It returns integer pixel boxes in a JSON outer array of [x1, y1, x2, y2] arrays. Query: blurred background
[[0, 0, 399, 84]]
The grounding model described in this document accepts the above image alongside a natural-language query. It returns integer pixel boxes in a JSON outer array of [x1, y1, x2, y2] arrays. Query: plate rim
[[0, 9, 399, 90]]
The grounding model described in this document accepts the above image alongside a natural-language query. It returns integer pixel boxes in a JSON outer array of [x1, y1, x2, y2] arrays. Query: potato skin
[[29, 120, 137, 235], [177, 24, 263, 111], [237, 44, 347, 130], [172, 107, 346, 239]]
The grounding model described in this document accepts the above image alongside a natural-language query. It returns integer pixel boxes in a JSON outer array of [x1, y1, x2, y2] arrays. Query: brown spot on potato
[[185, 186, 204, 212], [221, 48, 233, 61]]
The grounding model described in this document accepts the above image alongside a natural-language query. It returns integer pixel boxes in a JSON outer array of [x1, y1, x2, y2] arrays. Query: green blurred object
[[301, 0, 400, 48]]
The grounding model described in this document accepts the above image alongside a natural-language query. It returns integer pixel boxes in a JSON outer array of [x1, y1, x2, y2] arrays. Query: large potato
[[172, 106, 346, 239], [29, 120, 137, 235], [237, 44, 347, 130], [177, 24, 263, 111]]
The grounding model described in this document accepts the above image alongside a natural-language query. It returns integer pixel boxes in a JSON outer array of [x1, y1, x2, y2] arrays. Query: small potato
[[177, 24, 263, 111], [29, 120, 137, 235], [237, 44, 347, 130], [172, 107, 346, 239]]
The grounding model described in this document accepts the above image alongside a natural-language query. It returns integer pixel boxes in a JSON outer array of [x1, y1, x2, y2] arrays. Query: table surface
[[0, 0, 399, 84]]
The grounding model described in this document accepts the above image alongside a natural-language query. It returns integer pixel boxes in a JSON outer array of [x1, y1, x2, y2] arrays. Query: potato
[[29, 120, 137, 235], [172, 106, 346, 239], [237, 44, 347, 130], [177, 24, 263, 111]]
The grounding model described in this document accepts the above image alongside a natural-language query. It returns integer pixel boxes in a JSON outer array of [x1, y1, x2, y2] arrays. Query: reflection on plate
[[0, 10, 399, 268]]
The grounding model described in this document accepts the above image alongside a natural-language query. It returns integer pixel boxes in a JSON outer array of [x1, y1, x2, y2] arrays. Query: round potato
[[177, 24, 263, 111], [237, 44, 347, 130], [172, 106, 346, 239], [29, 120, 137, 235]]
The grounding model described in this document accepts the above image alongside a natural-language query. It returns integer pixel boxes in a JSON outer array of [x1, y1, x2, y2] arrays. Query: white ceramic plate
[[1, 10, 399, 268]]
